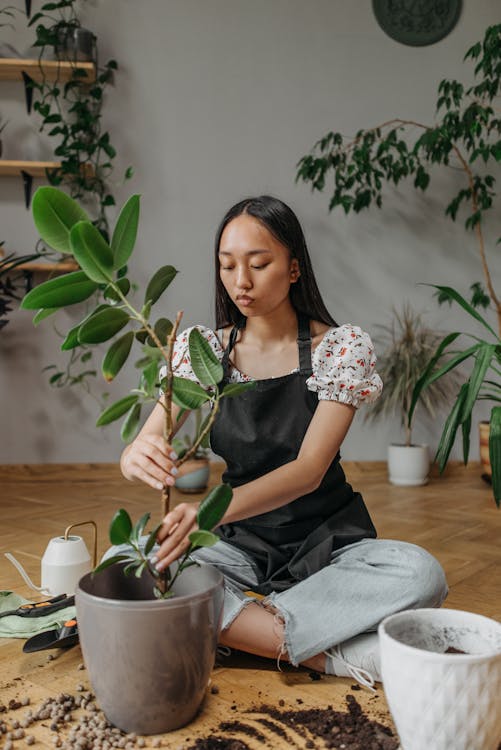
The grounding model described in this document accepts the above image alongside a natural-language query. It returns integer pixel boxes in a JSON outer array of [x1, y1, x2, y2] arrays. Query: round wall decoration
[[372, 0, 462, 47]]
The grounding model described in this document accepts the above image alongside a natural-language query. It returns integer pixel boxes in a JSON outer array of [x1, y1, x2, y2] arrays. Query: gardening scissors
[[0, 593, 75, 619], [23, 618, 79, 653]]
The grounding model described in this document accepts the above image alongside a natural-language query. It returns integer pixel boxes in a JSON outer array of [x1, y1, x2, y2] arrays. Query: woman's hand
[[121, 434, 178, 491], [153, 502, 200, 571]]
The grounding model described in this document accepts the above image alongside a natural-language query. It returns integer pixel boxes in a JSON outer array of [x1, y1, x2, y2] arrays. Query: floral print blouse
[[164, 324, 382, 409]]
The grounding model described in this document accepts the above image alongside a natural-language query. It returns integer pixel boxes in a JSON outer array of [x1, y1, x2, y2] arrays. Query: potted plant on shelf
[[20, 186, 254, 733], [366, 304, 460, 486], [295, 23, 501, 504], [173, 404, 211, 493]]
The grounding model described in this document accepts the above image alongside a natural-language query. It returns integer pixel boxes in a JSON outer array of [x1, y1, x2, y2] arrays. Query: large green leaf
[[130, 512, 151, 546], [61, 304, 110, 351], [197, 483, 233, 531], [32, 187, 89, 253], [109, 508, 133, 545], [460, 344, 497, 424], [189, 328, 224, 385], [92, 554, 133, 576], [111, 195, 140, 269], [222, 381, 257, 398], [436, 383, 469, 473], [188, 529, 220, 549], [147, 318, 173, 347], [21, 271, 99, 310], [96, 394, 138, 426], [171, 375, 210, 409], [102, 331, 134, 381], [144, 265, 177, 305], [78, 307, 130, 344], [70, 221, 114, 283], [489, 406, 501, 508], [120, 402, 142, 443], [104, 278, 131, 303], [409, 340, 480, 427], [426, 284, 499, 339], [33, 308, 58, 326]]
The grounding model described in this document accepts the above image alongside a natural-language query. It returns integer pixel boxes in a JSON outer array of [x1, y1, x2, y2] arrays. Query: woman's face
[[218, 214, 299, 318]]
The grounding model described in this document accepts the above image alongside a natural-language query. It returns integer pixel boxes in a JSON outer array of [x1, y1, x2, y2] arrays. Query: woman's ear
[[289, 258, 301, 283]]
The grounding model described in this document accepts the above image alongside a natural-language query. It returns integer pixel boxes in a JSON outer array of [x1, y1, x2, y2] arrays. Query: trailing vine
[[29, 0, 131, 238], [26, 0, 132, 393]]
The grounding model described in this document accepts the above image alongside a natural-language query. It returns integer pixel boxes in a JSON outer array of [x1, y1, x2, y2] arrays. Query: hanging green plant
[[29, 0, 132, 239]]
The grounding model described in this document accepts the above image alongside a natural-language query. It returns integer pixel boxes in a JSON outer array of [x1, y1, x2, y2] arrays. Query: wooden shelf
[[0, 160, 94, 177], [15, 259, 78, 272], [0, 159, 63, 177], [0, 57, 96, 83], [1, 255, 78, 273]]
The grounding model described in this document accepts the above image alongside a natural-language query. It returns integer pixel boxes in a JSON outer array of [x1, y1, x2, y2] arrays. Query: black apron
[[210, 314, 377, 594]]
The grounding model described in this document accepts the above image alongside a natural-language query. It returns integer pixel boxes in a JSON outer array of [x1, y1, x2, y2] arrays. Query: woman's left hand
[[153, 502, 200, 571]]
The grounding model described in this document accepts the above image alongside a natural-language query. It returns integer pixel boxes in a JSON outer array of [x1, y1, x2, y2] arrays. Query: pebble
[[26, 735, 36, 745], [4, 740, 13, 750]]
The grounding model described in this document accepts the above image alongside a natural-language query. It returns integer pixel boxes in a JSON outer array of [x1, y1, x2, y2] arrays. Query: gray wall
[[1, 1, 499, 463]]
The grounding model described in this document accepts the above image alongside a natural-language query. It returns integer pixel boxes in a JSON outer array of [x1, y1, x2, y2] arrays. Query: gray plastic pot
[[75, 562, 224, 734]]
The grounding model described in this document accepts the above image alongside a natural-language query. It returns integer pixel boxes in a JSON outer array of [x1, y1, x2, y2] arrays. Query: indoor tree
[[296, 24, 501, 504], [21, 187, 254, 595]]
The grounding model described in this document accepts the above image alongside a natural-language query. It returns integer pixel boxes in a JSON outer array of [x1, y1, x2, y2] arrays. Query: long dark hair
[[214, 195, 337, 328]]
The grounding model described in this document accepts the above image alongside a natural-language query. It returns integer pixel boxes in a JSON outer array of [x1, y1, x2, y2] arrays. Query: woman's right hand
[[121, 434, 178, 491]]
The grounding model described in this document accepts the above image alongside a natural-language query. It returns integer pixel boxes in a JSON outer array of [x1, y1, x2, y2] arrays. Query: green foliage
[[144, 266, 177, 306], [93, 483, 233, 597], [410, 286, 501, 506], [21, 270, 98, 309], [296, 24, 501, 505], [23, 185, 257, 593], [69, 221, 114, 283], [32, 187, 89, 253], [189, 327, 224, 385], [29, 0, 129, 236], [0, 250, 43, 331]]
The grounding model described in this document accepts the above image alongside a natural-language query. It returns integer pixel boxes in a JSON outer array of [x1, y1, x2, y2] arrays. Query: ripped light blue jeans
[[107, 536, 448, 667], [191, 537, 447, 665]]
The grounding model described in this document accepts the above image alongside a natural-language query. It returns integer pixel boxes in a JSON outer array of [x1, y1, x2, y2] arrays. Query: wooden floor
[[1, 461, 500, 748]]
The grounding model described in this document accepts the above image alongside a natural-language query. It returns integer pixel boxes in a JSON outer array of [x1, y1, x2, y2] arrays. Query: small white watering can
[[5, 521, 97, 596]]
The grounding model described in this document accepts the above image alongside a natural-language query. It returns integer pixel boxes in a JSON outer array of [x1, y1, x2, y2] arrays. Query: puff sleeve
[[307, 324, 383, 407]]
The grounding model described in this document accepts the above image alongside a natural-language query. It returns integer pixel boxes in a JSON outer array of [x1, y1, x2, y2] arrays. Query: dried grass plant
[[367, 305, 460, 446]]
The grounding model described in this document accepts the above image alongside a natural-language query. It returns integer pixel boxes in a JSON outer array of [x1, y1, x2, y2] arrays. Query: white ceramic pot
[[379, 608, 501, 750], [387, 444, 430, 486]]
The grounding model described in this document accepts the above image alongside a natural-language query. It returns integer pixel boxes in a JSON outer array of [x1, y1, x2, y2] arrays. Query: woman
[[120, 195, 447, 688]]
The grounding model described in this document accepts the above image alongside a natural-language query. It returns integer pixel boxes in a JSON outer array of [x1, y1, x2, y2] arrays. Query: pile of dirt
[[186, 694, 399, 750]]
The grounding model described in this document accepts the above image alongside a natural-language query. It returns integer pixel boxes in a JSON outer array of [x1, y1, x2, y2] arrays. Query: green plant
[[409, 286, 501, 506], [0, 249, 41, 331], [26, 0, 132, 395], [21, 186, 255, 594], [93, 487, 232, 599], [29, 0, 129, 237], [366, 305, 460, 447], [296, 24, 501, 505]]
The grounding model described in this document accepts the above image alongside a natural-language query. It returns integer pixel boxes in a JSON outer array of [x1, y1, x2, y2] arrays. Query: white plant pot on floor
[[379, 608, 501, 750], [387, 444, 430, 486]]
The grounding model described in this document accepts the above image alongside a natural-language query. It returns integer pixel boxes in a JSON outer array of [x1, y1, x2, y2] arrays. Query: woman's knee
[[402, 543, 448, 608]]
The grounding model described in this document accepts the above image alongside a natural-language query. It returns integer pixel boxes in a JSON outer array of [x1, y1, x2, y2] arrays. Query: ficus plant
[[296, 24, 501, 505], [21, 186, 254, 595]]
